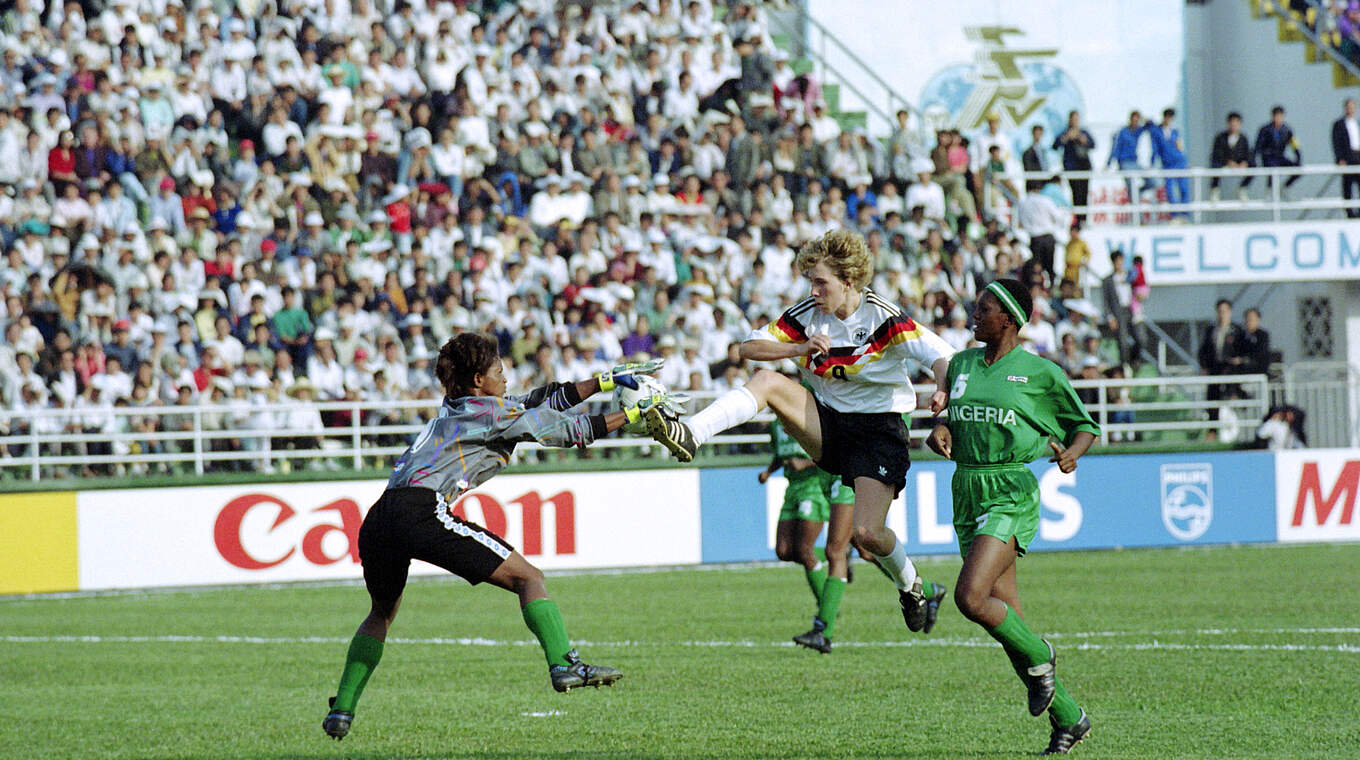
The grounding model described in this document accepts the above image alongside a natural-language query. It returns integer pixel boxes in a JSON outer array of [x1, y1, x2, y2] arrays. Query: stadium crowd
[[0, 0, 1164, 474]]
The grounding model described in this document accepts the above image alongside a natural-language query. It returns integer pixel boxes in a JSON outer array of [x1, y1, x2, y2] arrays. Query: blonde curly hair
[[795, 229, 873, 290]]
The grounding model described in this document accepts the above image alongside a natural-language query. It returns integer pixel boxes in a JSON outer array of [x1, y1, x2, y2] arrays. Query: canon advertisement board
[[75, 470, 701, 590]]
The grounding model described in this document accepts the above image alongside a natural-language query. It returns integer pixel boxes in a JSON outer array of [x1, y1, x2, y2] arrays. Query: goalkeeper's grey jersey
[[387, 383, 597, 503]]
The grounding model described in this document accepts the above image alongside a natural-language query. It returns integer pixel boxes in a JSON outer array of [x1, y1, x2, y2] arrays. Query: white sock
[[686, 386, 760, 445], [869, 534, 917, 591]]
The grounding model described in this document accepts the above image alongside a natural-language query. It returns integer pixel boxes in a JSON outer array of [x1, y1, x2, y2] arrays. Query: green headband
[[986, 281, 1027, 325]]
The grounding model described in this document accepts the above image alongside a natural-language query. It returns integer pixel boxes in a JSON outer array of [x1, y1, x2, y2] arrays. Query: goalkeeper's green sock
[[804, 547, 828, 604], [817, 576, 847, 639], [1049, 679, 1083, 726], [522, 598, 572, 668], [332, 633, 384, 713]]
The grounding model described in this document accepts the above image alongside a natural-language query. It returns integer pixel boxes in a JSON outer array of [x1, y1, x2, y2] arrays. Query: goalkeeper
[[322, 333, 672, 741], [758, 417, 855, 654]]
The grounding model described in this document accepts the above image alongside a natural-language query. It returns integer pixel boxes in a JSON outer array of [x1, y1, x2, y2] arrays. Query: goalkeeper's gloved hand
[[623, 390, 690, 425], [596, 358, 666, 392]]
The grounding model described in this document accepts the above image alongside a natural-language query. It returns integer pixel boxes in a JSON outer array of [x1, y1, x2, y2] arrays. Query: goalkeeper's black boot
[[322, 697, 352, 740], [550, 649, 623, 692], [643, 406, 698, 462], [1042, 710, 1091, 755], [1021, 639, 1058, 716]]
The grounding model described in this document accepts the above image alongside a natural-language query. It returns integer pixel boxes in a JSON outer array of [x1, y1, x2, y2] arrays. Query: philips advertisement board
[[700, 451, 1277, 562]]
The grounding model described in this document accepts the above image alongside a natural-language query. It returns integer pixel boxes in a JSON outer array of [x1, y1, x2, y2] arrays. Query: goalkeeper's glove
[[595, 357, 666, 392], [622, 390, 690, 425]]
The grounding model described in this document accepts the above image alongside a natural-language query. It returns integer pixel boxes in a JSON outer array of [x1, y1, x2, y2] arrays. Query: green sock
[[522, 598, 572, 668], [1049, 679, 1083, 726], [985, 605, 1052, 668], [805, 565, 827, 605], [817, 576, 847, 639], [332, 633, 384, 713]]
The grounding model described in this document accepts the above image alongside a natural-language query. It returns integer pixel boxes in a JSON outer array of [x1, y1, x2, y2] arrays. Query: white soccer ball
[[613, 374, 667, 434]]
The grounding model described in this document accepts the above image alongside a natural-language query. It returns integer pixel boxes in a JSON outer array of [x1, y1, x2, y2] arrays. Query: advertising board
[[1275, 449, 1360, 543], [76, 470, 701, 590], [700, 451, 1277, 562]]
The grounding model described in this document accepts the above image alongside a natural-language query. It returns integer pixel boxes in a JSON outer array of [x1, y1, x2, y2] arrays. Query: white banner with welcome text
[[1084, 220, 1360, 284]]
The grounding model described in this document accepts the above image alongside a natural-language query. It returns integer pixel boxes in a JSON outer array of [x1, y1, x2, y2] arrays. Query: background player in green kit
[[926, 279, 1099, 755], [758, 417, 856, 653]]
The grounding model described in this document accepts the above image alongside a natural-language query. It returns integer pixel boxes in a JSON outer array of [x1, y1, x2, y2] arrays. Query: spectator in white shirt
[[903, 158, 947, 227], [317, 66, 354, 126]]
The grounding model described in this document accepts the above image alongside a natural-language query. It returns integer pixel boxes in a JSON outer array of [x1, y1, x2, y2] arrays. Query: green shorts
[[950, 464, 1040, 559], [828, 475, 855, 506], [778, 469, 851, 523]]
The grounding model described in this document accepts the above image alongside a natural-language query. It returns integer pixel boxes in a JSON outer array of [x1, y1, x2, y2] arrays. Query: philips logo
[[1161, 463, 1213, 541]]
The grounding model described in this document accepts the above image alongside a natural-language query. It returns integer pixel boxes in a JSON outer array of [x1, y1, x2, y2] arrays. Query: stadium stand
[[0, 0, 1311, 478]]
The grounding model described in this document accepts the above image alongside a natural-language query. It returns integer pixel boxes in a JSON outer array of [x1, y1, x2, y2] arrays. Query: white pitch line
[[1046, 627, 1360, 638], [4, 634, 1358, 654]]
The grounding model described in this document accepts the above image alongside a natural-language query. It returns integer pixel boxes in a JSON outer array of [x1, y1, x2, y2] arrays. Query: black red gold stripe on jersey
[[804, 316, 923, 376], [770, 298, 816, 342]]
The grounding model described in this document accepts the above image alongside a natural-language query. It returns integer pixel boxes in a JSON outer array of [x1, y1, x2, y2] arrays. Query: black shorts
[[812, 399, 911, 497], [358, 487, 515, 604]]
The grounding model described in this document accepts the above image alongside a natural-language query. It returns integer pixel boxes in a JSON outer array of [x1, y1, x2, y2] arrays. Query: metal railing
[[1275, 361, 1360, 448], [1015, 164, 1360, 225], [766, 3, 926, 141], [1068, 373, 1270, 447], [0, 374, 1285, 482], [1269, 0, 1360, 82]]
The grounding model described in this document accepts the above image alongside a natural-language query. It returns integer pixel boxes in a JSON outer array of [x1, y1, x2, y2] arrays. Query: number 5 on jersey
[[950, 373, 969, 400]]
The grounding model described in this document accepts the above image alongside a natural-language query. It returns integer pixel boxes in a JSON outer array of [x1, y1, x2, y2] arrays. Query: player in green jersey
[[926, 279, 1098, 755], [758, 417, 856, 653]]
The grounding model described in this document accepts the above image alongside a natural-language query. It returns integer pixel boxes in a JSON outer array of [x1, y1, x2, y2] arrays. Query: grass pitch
[[3, 543, 1358, 759]]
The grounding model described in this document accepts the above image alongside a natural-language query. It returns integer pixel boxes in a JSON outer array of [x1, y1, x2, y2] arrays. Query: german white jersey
[[748, 289, 955, 414]]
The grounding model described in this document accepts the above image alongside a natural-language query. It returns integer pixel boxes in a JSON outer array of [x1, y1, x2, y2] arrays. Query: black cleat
[[550, 649, 623, 692], [1042, 710, 1091, 755], [792, 627, 832, 654], [921, 582, 947, 634], [899, 577, 929, 632], [322, 696, 352, 741], [643, 406, 697, 462], [1022, 639, 1058, 716]]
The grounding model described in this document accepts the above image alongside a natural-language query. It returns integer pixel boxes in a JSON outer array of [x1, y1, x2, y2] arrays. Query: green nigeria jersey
[[769, 419, 820, 482], [944, 347, 1101, 467]]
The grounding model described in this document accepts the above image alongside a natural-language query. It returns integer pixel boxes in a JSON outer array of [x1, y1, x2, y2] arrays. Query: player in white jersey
[[645, 230, 957, 633]]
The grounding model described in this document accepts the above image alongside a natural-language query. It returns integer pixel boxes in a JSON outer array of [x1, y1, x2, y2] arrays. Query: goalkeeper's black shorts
[[359, 487, 514, 603]]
